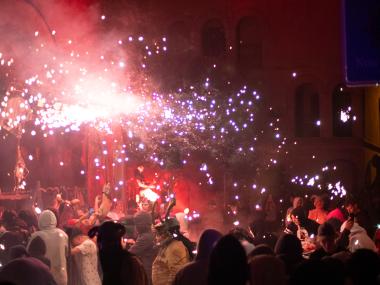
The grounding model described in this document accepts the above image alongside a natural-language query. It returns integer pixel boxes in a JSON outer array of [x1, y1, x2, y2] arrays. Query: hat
[[166, 217, 180, 229], [98, 221, 126, 242], [154, 221, 169, 234], [134, 211, 152, 226], [318, 222, 336, 237]]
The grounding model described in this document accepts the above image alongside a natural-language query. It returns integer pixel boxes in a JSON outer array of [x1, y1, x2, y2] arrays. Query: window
[[295, 83, 320, 137], [237, 17, 263, 70], [201, 19, 226, 57], [332, 85, 352, 137]]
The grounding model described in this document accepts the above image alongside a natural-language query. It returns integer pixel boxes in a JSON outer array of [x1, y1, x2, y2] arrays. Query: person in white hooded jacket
[[340, 221, 377, 252], [28, 210, 69, 285]]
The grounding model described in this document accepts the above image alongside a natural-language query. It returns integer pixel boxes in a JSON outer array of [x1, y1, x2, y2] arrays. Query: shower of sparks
[[291, 165, 347, 199], [339, 106, 356, 123], [0, 8, 356, 211]]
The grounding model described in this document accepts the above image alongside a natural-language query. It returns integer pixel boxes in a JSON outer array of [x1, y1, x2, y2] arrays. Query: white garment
[[74, 239, 102, 285], [175, 212, 189, 238], [240, 239, 255, 255], [340, 221, 377, 252], [28, 210, 68, 285]]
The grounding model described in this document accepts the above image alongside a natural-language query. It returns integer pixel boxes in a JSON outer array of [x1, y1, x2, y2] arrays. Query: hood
[[349, 223, 377, 252], [38, 210, 57, 230], [196, 229, 222, 261], [275, 234, 303, 257], [350, 223, 366, 235]]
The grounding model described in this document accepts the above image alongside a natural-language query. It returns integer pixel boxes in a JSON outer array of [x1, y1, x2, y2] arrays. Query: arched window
[[332, 85, 353, 137], [201, 19, 226, 57], [237, 17, 263, 70], [295, 83, 320, 137]]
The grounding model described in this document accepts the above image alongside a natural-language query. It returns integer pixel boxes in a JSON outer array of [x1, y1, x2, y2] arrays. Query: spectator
[[70, 227, 101, 285], [344, 196, 374, 237], [97, 221, 148, 285], [18, 210, 38, 233], [249, 255, 286, 285], [27, 210, 68, 285], [248, 244, 274, 262], [0, 231, 24, 265], [274, 233, 304, 276], [322, 257, 346, 285], [173, 229, 222, 285], [107, 201, 125, 221], [94, 184, 113, 222], [326, 200, 346, 223], [129, 210, 156, 284], [167, 217, 196, 260], [289, 259, 334, 285], [263, 194, 278, 232], [208, 234, 248, 285], [87, 226, 99, 242], [1, 210, 28, 244], [9, 245, 28, 261], [308, 196, 328, 225], [343, 222, 377, 252], [309, 222, 346, 260], [285, 197, 303, 226], [346, 249, 380, 285], [28, 235, 51, 268], [152, 221, 190, 285], [229, 227, 255, 255], [0, 257, 57, 285], [285, 207, 319, 240]]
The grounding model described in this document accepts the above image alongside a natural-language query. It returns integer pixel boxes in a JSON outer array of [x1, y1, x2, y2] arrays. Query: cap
[[98, 221, 126, 242]]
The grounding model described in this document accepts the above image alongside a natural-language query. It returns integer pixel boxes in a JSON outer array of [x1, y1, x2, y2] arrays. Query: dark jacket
[[173, 229, 222, 285], [129, 232, 157, 283], [309, 246, 347, 260], [275, 234, 305, 275], [0, 257, 57, 285], [100, 249, 149, 285]]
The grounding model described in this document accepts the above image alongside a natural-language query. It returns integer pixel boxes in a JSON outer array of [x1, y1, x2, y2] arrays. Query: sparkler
[[291, 165, 347, 199]]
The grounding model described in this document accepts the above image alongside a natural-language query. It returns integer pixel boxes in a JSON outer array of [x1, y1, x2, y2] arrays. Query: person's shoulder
[[168, 239, 188, 252], [55, 228, 68, 239], [309, 248, 326, 260], [141, 232, 155, 241], [122, 250, 144, 267], [29, 230, 46, 241]]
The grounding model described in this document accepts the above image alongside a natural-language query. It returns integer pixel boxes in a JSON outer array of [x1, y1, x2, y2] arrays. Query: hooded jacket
[[347, 223, 376, 252], [28, 210, 68, 285]]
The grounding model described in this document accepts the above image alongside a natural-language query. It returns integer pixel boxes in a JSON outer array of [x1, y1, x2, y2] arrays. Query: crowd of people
[[0, 190, 378, 285]]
